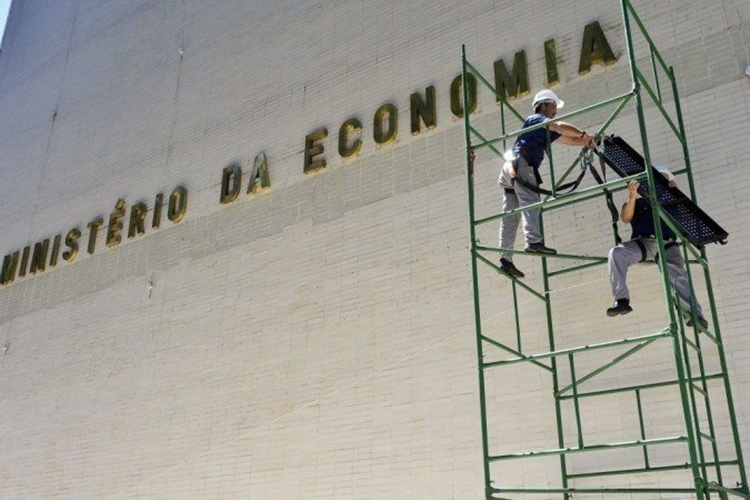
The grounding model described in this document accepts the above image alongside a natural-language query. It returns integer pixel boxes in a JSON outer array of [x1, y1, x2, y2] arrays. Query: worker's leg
[[664, 245, 704, 318], [512, 158, 543, 245], [608, 240, 643, 301], [499, 189, 520, 262]]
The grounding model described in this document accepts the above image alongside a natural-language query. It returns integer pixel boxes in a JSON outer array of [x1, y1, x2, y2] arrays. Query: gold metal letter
[[304, 128, 328, 174], [247, 152, 271, 195], [493, 50, 530, 101], [220, 163, 242, 204], [50, 234, 61, 267], [450, 73, 477, 118], [62, 228, 81, 262], [579, 21, 617, 74], [30, 240, 50, 274], [87, 218, 104, 255], [107, 199, 126, 247], [128, 203, 147, 238], [168, 186, 188, 223], [544, 39, 560, 86], [19, 246, 30, 277], [338, 118, 363, 159], [1, 251, 19, 285], [152, 193, 163, 229], [373, 103, 398, 145], [410, 85, 437, 135]]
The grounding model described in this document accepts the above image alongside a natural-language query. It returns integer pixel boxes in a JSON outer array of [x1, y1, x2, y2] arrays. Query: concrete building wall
[[0, 0, 748, 498]]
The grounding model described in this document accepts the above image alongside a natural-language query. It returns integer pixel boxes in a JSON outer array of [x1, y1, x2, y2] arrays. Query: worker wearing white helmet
[[606, 167, 708, 328], [532, 88, 565, 109], [498, 89, 594, 279]]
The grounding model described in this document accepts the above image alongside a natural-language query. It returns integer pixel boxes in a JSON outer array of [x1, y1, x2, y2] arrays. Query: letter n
[[410, 85, 436, 135], [30, 240, 50, 274]]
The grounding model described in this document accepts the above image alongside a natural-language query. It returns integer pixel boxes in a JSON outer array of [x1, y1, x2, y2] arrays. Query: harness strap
[[633, 238, 678, 263], [510, 159, 588, 196], [587, 151, 623, 244], [633, 238, 648, 262]]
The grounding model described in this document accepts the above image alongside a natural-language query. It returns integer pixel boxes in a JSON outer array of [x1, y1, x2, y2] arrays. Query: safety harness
[[582, 147, 623, 245], [507, 143, 624, 244], [632, 237, 679, 263], [509, 159, 588, 196], [508, 145, 589, 197]]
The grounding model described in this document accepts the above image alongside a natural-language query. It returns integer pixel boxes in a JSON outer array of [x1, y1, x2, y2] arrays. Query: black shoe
[[687, 316, 709, 328], [607, 298, 633, 317], [499, 258, 525, 278], [525, 242, 557, 255]]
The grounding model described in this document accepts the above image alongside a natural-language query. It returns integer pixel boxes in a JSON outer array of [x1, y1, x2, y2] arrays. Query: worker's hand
[[582, 133, 595, 149], [628, 180, 639, 197]]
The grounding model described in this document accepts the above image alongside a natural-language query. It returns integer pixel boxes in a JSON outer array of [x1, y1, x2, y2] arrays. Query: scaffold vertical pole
[[461, 45, 493, 499]]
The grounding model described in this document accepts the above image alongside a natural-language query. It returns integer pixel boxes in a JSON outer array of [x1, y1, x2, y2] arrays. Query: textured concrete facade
[[0, 0, 749, 498]]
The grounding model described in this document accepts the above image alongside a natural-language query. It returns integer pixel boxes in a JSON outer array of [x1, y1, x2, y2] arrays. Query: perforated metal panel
[[597, 136, 728, 247]]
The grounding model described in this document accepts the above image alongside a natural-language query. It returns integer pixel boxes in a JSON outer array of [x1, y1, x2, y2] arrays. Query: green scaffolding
[[461, 1, 749, 498]]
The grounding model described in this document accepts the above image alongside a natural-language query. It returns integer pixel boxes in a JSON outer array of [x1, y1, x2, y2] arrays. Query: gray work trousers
[[608, 238, 703, 317], [498, 156, 543, 261]]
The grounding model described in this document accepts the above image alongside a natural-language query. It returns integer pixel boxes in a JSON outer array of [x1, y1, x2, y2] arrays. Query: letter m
[[1, 251, 19, 285], [494, 50, 530, 102]]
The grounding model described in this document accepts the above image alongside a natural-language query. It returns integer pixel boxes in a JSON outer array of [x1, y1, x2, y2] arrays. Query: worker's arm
[[621, 181, 639, 223], [549, 121, 594, 147]]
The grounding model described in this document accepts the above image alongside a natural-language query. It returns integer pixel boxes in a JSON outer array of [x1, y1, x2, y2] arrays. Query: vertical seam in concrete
[[29, 0, 83, 240]]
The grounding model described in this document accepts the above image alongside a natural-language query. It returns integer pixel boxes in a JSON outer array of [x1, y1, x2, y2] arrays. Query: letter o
[[168, 186, 188, 223], [450, 73, 477, 118], [373, 103, 398, 145]]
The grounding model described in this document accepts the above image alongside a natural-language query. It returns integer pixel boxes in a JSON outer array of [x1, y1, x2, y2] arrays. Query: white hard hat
[[655, 165, 675, 183], [532, 89, 564, 110]]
